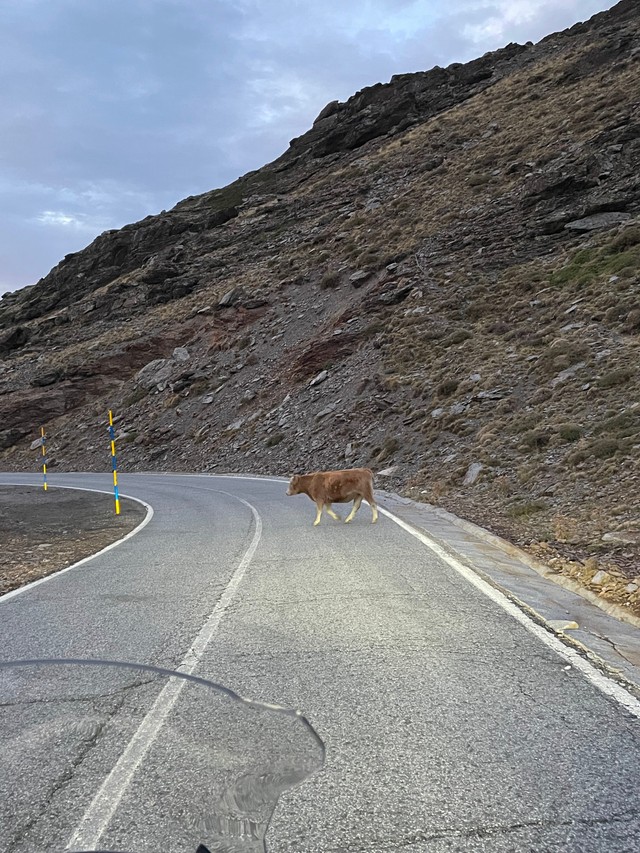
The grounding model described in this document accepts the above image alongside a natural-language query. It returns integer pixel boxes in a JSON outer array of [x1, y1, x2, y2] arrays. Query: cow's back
[[310, 468, 373, 502]]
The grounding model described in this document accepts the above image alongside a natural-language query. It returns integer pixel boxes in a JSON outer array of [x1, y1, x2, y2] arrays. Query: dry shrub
[[374, 436, 401, 462], [597, 368, 633, 388], [467, 173, 492, 187], [508, 500, 548, 518], [530, 388, 553, 405], [566, 437, 624, 466], [421, 324, 448, 341], [537, 339, 587, 376], [552, 514, 580, 544], [520, 429, 551, 450], [594, 411, 640, 438], [609, 224, 640, 252], [557, 423, 582, 442], [493, 476, 513, 496], [509, 413, 540, 434], [477, 423, 498, 441], [589, 438, 621, 459], [430, 479, 449, 501], [437, 378, 459, 397], [621, 309, 640, 333], [320, 272, 340, 290], [443, 329, 472, 347], [566, 448, 587, 467], [517, 465, 536, 484]]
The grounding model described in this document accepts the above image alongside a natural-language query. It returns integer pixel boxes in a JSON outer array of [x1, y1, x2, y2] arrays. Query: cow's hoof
[[344, 518, 353, 524], [313, 520, 321, 526]]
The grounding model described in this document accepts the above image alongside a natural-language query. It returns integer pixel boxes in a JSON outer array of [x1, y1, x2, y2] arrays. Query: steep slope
[[1, 0, 638, 613]]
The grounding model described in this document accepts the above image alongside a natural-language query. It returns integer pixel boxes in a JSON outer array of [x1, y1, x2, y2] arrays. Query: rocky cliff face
[[1, 0, 639, 613]]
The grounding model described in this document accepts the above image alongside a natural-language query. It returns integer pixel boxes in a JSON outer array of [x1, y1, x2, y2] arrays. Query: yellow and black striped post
[[108, 410, 120, 515], [40, 426, 48, 491]]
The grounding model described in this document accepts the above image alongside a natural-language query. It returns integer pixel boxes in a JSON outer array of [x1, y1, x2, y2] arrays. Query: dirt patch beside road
[[0, 486, 147, 596]]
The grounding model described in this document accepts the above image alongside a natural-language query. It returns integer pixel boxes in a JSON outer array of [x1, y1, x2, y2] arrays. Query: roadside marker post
[[108, 410, 120, 515], [40, 427, 47, 491]]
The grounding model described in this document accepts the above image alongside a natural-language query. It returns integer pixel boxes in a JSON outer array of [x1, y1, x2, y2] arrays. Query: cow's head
[[286, 474, 301, 496]]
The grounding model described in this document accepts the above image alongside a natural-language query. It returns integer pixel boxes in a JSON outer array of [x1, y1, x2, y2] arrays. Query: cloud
[[37, 211, 91, 229], [454, 0, 612, 51], [0, 0, 619, 294]]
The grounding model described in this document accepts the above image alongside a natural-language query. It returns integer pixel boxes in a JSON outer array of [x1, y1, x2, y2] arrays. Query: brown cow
[[286, 467, 379, 526]]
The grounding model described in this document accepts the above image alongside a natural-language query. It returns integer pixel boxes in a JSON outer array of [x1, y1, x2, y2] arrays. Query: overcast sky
[[0, 0, 618, 296]]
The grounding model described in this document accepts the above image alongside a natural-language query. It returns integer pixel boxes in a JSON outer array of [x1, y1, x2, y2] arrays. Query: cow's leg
[[325, 503, 341, 521], [363, 484, 379, 523], [344, 496, 362, 523], [313, 500, 324, 526]]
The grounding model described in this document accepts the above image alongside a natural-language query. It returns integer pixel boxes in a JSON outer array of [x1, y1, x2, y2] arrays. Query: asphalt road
[[1, 472, 639, 853]]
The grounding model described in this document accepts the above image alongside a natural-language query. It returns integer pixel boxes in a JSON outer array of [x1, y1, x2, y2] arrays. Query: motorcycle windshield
[[0, 660, 324, 853]]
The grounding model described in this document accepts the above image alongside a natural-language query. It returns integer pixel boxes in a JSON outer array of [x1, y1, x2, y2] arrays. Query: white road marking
[[134, 472, 287, 482], [5, 471, 637, 735], [379, 506, 640, 720], [67, 493, 262, 851], [173, 474, 640, 717], [0, 485, 153, 604], [137, 477, 640, 705]]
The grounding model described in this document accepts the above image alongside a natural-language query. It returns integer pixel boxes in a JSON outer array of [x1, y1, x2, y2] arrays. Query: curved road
[[1, 472, 639, 852]]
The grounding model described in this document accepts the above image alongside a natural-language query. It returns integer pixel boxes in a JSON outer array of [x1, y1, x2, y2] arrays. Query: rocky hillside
[[1, 0, 639, 615]]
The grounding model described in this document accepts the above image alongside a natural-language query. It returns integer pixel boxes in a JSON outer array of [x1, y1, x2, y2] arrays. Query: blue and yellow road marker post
[[40, 427, 48, 491], [108, 410, 120, 515]]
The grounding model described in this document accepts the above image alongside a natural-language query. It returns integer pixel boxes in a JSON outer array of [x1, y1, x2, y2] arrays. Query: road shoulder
[[0, 485, 148, 598], [379, 490, 640, 694]]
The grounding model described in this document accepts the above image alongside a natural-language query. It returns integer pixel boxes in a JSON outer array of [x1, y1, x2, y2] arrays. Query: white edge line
[[170, 478, 640, 718], [67, 492, 262, 851], [379, 506, 640, 720], [133, 472, 289, 484], [0, 484, 154, 604], [5, 473, 637, 719]]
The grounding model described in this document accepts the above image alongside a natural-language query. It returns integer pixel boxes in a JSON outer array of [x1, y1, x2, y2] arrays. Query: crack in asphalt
[[591, 630, 637, 668], [4, 705, 119, 853], [2, 676, 163, 851], [0, 675, 157, 709], [323, 808, 640, 851]]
